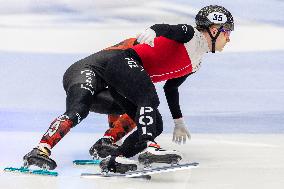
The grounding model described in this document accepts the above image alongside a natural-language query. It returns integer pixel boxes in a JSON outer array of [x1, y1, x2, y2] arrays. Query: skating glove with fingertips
[[172, 118, 191, 144]]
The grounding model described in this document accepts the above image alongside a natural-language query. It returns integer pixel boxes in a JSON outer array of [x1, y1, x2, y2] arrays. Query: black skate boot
[[138, 141, 182, 167], [99, 156, 137, 174], [89, 138, 119, 159], [23, 146, 57, 170]]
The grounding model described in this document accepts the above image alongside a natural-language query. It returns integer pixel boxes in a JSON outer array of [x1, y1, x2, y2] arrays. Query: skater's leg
[[117, 111, 163, 158], [98, 101, 165, 172], [88, 89, 137, 158], [102, 51, 163, 156], [90, 89, 134, 139], [104, 114, 136, 142], [24, 67, 101, 169], [108, 114, 120, 128], [39, 84, 93, 149], [104, 89, 138, 142], [23, 84, 94, 170], [93, 50, 164, 173], [89, 114, 136, 158]]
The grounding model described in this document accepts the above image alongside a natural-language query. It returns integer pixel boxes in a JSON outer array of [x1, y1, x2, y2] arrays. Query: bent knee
[[64, 110, 89, 126]]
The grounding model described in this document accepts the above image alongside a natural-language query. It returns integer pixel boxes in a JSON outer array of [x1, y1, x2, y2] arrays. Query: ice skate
[[99, 156, 137, 174], [138, 141, 182, 167], [89, 137, 119, 159], [23, 146, 57, 170]]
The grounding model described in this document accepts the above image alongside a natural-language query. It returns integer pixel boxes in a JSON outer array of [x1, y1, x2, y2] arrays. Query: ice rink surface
[[1, 1, 284, 188], [1, 133, 284, 189]]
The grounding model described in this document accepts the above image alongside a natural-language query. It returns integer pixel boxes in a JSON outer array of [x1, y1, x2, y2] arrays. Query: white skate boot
[[138, 141, 182, 167]]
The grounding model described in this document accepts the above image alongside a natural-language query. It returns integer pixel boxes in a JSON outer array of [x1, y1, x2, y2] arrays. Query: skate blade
[[81, 172, 151, 180], [4, 167, 58, 177], [81, 162, 199, 179], [73, 159, 101, 165]]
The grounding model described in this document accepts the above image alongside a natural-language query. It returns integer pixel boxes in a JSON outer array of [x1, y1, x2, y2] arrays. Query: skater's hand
[[172, 118, 191, 144], [136, 28, 156, 47]]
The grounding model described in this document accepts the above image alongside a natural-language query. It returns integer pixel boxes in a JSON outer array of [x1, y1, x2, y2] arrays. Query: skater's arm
[[164, 74, 192, 144], [136, 24, 195, 46], [150, 24, 195, 43], [163, 74, 191, 119]]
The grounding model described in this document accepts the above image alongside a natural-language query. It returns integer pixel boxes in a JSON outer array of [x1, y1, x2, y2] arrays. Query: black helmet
[[195, 5, 234, 53], [195, 5, 234, 31]]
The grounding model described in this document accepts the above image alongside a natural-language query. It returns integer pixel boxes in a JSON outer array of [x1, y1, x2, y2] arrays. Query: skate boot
[[138, 141, 182, 167], [99, 156, 137, 174], [23, 146, 57, 170], [89, 137, 119, 159]]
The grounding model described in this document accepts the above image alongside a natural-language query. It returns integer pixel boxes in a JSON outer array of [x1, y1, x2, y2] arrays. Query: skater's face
[[208, 26, 231, 52]]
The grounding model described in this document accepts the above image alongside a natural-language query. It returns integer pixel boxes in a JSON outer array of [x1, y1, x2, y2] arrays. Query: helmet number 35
[[208, 12, 227, 24]]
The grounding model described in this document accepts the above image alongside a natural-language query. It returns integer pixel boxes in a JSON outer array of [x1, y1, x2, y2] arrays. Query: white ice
[[0, 1, 284, 189], [1, 133, 284, 189]]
